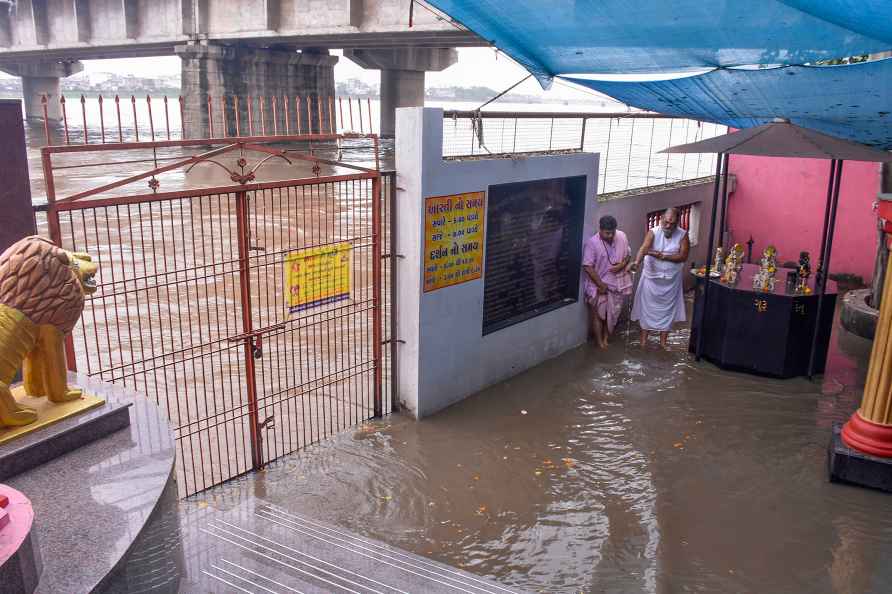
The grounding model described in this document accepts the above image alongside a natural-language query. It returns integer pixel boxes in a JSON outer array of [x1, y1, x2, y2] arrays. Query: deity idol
[[795, 251, 812, 294], [720, 243, 744, 284], [752, 245, 778, 292]]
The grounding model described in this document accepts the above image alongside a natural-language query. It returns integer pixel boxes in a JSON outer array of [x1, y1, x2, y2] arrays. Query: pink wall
[[727, 155, 881, 282]]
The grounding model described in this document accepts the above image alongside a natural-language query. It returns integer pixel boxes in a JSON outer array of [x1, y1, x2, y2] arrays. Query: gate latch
[[260, 415, 275, 430]]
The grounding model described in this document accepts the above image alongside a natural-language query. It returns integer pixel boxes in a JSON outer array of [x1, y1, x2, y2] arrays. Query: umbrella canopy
[[660, 119, 892, 161]]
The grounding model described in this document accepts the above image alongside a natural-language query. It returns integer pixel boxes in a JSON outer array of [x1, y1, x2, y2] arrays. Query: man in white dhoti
[[630, 208, 690, 349]]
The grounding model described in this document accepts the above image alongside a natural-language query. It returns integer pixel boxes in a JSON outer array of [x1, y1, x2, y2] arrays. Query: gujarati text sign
[[424, 192, 485, 292], [285, 242, 352, 312]]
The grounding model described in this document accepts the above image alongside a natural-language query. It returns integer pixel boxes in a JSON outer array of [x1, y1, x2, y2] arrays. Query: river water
[[179, 312, 892, 594], [15, 96, 723, 204]]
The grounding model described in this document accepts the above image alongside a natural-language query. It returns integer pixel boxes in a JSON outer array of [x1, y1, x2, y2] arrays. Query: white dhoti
[[631, 226, 687, 331], [632, 272, 686, 331]]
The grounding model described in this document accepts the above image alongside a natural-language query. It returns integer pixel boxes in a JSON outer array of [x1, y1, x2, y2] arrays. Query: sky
[[0, 47, 615, 103]]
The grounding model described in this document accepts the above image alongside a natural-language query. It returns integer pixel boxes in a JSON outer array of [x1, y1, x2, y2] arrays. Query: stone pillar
[[0, 2, 12, 48], [380, 69, 425, 139], [0, 100, 36, 256], [1, 61, 84, 121], [176, 42, 338, 139], [344, 48, 458, 137]]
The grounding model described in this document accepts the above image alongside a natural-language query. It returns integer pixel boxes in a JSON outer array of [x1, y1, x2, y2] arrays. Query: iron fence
[[37, 93, 377, 147], [441, 110, 727, 195], [34, 133, 393, 497]]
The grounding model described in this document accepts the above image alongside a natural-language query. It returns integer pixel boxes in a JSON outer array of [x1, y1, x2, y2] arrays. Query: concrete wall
[[396, 107, 599, 419], [727, 155, 881, 282], [596, 180, 717, 270]]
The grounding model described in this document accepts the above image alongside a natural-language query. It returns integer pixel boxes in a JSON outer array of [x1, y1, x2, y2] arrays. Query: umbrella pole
[[695, 152, 726, 360], [808, 160, 844, 378], [717, 154, 731, 249], [816, 159, 839, 284]]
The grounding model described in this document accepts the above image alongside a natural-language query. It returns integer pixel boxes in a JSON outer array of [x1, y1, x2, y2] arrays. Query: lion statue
[[0, 236, 97, 429]]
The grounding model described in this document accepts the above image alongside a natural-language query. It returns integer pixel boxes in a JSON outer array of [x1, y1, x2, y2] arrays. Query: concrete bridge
[[0, 0, 483, 135]]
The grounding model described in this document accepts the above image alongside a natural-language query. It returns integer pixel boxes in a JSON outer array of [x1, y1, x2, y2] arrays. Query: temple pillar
[[0, 61, 83, 121], [344, 47, 457, 137], [176, 42, 338, 139], [831, 205, 892, 490], [842, 254, 892, 454]]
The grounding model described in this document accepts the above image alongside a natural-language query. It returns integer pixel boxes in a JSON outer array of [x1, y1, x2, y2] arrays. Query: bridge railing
[[37, 93, 377, 146], [441, 110, 727, 195]]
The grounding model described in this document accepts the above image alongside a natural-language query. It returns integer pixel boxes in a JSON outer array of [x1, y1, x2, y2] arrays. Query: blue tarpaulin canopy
[[427, 0, 892, 148], [566, 61, 892, 148], [427, 0, 892, 78]]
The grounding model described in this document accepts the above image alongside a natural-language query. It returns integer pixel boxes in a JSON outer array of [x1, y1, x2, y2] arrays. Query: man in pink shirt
[[583, 215, 633, 349]]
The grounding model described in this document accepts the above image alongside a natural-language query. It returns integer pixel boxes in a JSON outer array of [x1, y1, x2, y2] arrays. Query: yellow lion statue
[[0, 236, 97, 429]]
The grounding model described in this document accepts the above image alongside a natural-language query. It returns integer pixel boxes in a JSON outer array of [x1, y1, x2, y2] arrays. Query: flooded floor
[[180, 315, 892, 594]]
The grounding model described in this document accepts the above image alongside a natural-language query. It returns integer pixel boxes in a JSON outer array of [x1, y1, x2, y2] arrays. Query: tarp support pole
[[695, 152, 726, 360]]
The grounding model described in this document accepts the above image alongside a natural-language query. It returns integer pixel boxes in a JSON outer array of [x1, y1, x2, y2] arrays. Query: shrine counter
[[688, 263, 837, 378]]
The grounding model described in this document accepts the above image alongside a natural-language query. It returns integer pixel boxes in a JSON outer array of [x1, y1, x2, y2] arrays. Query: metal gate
[[38, 131, 387, 496]]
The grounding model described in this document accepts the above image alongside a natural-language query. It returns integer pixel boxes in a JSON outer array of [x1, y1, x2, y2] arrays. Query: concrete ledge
[[7, 374, 182, 593], [598, 175, 716, 202], [840, 288, 877, 340], [0, 397, 131, 482], [829, 422, 892, 493]]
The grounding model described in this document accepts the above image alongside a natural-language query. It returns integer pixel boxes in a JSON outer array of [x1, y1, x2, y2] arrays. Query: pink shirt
[[583, 230, 632, 300]]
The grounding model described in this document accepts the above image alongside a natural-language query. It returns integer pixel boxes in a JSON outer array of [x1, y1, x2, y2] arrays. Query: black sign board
[[483, 175, 587, 335]]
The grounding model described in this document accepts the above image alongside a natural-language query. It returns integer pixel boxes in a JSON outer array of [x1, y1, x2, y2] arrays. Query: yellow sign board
[[423, 191, 486, 292], [285, 242, 352, 312]]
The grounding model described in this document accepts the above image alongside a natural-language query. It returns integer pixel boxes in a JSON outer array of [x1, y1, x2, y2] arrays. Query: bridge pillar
[[176, 42, 338, 139], [0, 61, 83, 121], [344, 48, 458, 137]]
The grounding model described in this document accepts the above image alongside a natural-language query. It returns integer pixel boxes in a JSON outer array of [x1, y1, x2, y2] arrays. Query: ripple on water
[[186, 322, 889, 594]]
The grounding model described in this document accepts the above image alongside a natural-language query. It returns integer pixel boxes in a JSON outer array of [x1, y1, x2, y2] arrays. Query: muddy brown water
[[22, 119, 892, 592], [181, 314, 892, 594]]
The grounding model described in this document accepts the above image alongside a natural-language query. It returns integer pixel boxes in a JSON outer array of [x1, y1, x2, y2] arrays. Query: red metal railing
[[40, 93, 377, 146], [37, 131, 390, 496], [647, 203, 694, 232]]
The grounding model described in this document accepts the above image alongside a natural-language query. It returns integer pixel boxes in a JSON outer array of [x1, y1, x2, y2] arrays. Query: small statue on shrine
[[752, 245, 778, 292], [721, 243, 744, 284], [795, 251, 812, 294], [713, 246, 724, 275]]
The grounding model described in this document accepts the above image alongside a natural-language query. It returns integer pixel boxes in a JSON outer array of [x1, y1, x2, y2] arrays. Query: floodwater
[[182, 313, 892, 594]]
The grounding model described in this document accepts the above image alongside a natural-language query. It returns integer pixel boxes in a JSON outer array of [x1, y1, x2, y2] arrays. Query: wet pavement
[[179, 312, 892, 594]]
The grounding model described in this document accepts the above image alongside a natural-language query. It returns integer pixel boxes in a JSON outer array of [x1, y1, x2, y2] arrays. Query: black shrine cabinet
[[482, 175, 587, 335], [690, 263, 837, 378]]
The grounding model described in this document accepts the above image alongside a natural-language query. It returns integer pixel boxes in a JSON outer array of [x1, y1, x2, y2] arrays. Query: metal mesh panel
[[54, 192, 253, 495]]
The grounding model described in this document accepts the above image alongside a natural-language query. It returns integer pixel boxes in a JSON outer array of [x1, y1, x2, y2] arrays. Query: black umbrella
[[662, 118, 892, 377]]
